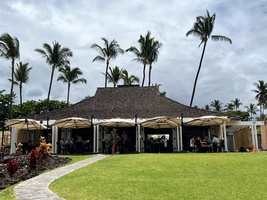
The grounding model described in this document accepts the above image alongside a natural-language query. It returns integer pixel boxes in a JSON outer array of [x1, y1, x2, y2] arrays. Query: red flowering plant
[[28, 149, 41, 171], [6, 158, 19, 177]]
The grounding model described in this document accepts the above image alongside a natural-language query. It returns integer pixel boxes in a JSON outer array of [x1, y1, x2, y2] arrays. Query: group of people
[[189, 135, 221, 153], [103, 128, 130, 154], [59, 135, 83, 154]]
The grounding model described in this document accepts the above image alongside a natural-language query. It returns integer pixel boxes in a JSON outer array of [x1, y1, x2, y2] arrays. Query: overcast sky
[[0, 0, 267, 110]]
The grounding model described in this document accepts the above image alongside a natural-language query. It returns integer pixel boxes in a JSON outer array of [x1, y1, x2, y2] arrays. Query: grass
[[0, 154, 94, 200], [50, 153, 267, 200]]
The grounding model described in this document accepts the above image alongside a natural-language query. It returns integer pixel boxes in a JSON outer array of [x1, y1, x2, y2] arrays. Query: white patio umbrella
[[51, 117, 91, 129], [186, 115, 230, 126], [96, 118, 136, 127], [140, 116, 181, 129], [5, 118, 47, 130]]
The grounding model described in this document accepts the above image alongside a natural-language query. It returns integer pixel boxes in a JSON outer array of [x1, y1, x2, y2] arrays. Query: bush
[[6, 158, 19, 177]]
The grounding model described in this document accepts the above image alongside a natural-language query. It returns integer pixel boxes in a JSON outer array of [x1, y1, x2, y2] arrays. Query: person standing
[[111, 128, 120, 154]]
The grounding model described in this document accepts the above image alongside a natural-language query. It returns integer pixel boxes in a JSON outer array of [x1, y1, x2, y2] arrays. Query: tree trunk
[[9, 58, 15, 119], [19, 82, 22, 112], [105, 61, 109, 88], [141, 63, 146, 87], [148, 64, 152, 86], [189, 41, 207, 107], [67, 82, 70, 106], [46, 65, 55, 112]]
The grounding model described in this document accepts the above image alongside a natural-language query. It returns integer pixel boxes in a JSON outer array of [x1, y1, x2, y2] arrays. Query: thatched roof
[[32, 86, 225, 120]]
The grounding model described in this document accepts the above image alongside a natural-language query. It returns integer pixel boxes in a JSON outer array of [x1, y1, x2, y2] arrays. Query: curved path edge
[[14, 154, 110, 200]]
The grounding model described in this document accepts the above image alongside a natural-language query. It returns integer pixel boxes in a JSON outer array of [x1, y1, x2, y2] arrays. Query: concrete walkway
[[14, 154, 109, 200]]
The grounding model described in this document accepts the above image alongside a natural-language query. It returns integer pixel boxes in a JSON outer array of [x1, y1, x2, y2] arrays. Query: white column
[[10, 128, 18, 154], [179, 126, 183, 151], [94, 125, 97, 153], [250, 125, 255, 148], [52, 126, 58, 154], [254, 124, 258, 150], [223, 123, 228, 152]]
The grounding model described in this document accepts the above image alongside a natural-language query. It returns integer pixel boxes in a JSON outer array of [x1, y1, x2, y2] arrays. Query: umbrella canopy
[[5, 118, 47, 130], [186, 115, 230, 126], [51, 117, 91, 129], [96, 118, 136, 127], [141, 116, 181, 129]]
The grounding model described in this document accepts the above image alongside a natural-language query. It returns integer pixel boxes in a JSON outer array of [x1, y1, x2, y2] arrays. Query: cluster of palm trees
[[91, 31, 162, 88]]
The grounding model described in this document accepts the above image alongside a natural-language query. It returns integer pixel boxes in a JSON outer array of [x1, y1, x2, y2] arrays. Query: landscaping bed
[[0, 154, 71, 190]]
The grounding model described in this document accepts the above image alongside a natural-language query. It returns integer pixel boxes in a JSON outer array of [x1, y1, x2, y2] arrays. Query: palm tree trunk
[[67, 82, 70, 106], [189, 41, 207, 107], [148, 64, 152, 86], [19, 82, 22, 112], [46, 66, 55, 112], [9, 58, 15, 119], [105, 61, 109, 88], [141, 63, 146, 87]]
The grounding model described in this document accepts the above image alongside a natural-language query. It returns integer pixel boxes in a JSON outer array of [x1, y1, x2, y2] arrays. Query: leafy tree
[[121, 69, 140, 85], [0, 90, 16, 119], [35, 41, 73, 112], [10, 62, 32, 112], [186, 10, 232, 107], [244, 103, 259, 120], [230, 98, 243, 111], [57, 64, 87, 106], [204, 104, 211, 111], [126, 31, 154, 87], [210, 99, 223, 112], [91, 38, 124, 88], [252, 80, 267, 115], [147, 38, 162, 86], [225, 110, 249, 121], [0, 33, 20, 118], [104, 66, 123, 87]]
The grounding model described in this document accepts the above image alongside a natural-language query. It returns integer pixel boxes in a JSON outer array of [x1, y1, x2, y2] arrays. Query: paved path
[[14, 154, 109, 200]]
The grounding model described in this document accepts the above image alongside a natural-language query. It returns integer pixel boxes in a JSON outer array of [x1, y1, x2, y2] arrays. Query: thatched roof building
[[33, 86, 224, 120]]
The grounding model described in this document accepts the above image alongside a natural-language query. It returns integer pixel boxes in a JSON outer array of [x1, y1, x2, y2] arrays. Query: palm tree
[[91, 38, 124, 88], [204, 104, 210, 111], [147, 39, 162, 86], [105, 66, 123, 87], [186, 10, 232, 107], [12, 62, 32, 112], [120, 69, 140, 85], [230, 98, 243, 111], [252, 80, 267, 115], [245, 103, 259, 120], [224, 103, 234, 111], [210, 99, 223, 112], [35, 41, 73, 111], [0, 33, 20, 118], [57, 64, 87, 106], [126, 31, 154, 87]]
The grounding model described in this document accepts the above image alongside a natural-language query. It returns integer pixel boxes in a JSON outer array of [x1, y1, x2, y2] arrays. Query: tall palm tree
[[245, 103, 259, 120], [12, 62, 32, 112], [105, 66, 123, 87], [252, 80, 267, 115], [186, 10, 232, 107], [126, 31, 154, 87], [210, 99, 223, 112], [35, 41, 73, 111], [91, 38, 124, 88], [120, 69, 140, 85], [0, 33, 20, 118], [147, 39, 162, 86], [57, 64, 87, 106], [230, 98, 243, 111]]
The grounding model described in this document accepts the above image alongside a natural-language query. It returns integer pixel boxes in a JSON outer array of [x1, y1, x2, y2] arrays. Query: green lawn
[[50, 153, 267, 200]]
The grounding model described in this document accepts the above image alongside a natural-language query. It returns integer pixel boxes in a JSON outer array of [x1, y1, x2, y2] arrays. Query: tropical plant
[[104, 66, 123, 87], [10, 62, 32, 112], [126, 31, 155, 87], [0, 33, 20, 118], [186, 10, 232, 107], [245, 103, 259, 120], [210, 99, 223, 112], [91, 38, 124, 88], [35, 41, 73, 112], [204, 104, 210, 111], [252, 80, 267, 115], [120, 69, 140, 85], [230, 98, 243, 111], [224, 103, 234, 111], [57, 64, 87, 105], [147, 38, 162, 86]]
